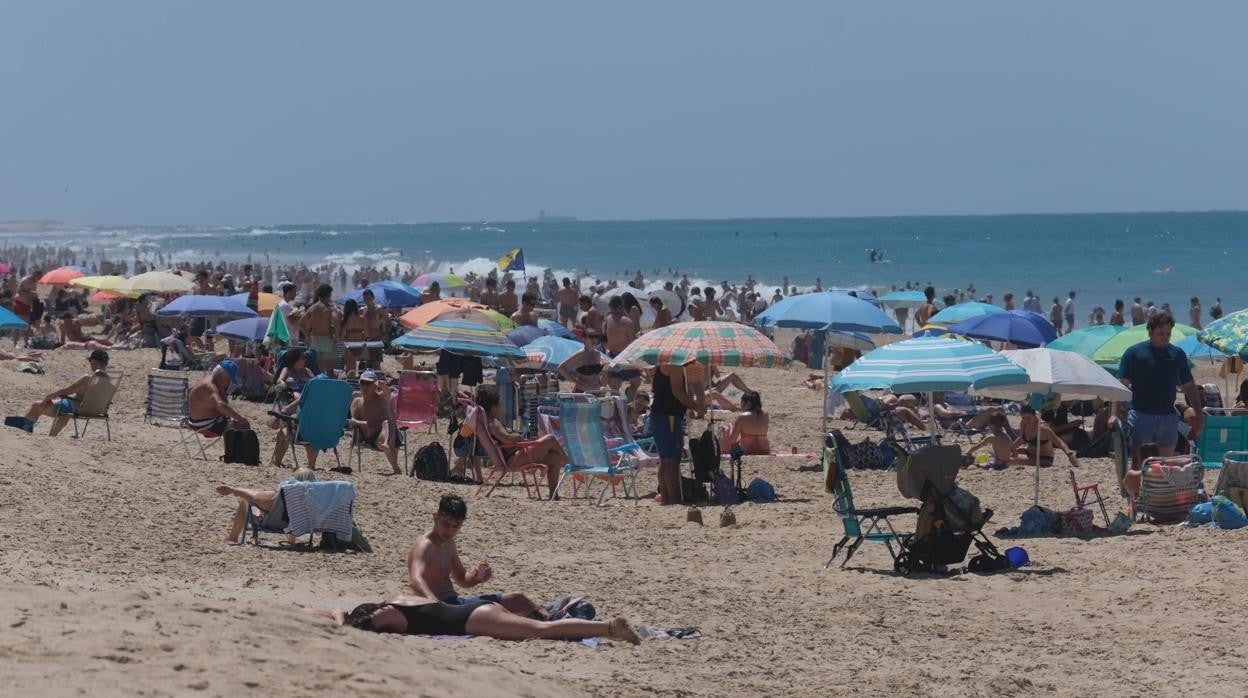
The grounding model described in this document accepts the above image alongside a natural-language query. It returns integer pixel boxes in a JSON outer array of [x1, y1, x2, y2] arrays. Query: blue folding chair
[[549, 394, 643, 505], [269, 377, 354, 470]]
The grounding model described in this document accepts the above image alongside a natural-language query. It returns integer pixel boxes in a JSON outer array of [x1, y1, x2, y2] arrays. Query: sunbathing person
[[0, 348, 43, 363], [57, 312, 113, 351], [308, 594, 639, 644], [874, 393, 930, 432], [557, 333, 606, 393], [348, 370, 400, 475], [408, 495, 543, 618], [187, 360, 250, 438], [964, 414, 1014, 470], [719, 390, 771, 455], [6, 348, 111, 434], [214, 467, 316, 542], [477, 387, 565, 496], [1014, 405, 1078, 467]]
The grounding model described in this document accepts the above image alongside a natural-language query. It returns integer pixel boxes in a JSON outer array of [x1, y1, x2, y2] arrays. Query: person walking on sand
[[1063, 291, 1077, 334]]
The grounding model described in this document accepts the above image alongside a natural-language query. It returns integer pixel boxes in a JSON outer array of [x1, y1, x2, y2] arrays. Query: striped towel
[[282, 481, 355, 539]]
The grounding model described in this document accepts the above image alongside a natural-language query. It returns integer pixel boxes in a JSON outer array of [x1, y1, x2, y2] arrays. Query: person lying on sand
[[409, 495, 545, 618], [6, 348, 111, 434], [57, 312, 113, 351], [307, 594, 640, 644], [215, 468, 316, 542], [0, 349, 43, 362]]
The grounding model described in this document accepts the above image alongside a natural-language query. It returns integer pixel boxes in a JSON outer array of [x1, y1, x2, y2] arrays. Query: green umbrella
[[1090, 323, 1198, 367], [1047, 325, 1127, 357], [266, 308, 291, 346]]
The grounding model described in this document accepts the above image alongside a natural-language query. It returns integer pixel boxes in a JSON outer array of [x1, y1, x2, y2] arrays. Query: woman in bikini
[[308, 593, 639, 644], [722, 390, 770, 455], [478, 387, 566, 496], [1013, 405, 1079, 467], [338, 299, 367, 372], [557, 332, 606, 393]]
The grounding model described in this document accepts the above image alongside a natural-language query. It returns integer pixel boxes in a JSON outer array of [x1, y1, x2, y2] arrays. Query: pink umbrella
[[0, 262, 11, 274], [39, 267, 85, 285]]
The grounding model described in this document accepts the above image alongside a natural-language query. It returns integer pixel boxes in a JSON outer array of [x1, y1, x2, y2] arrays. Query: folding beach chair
[[1213, 451, 1248, 513], [243, 480, 364, 551], [143, 369, 221, 459], [1196, 410, 1248, 470], [1069, 468, 1111, 527], [269, 378, 354, 470], [548, 394, 643, 505], [824, 430, 919, 569], [1135, 455, 1206, 524], [396, 370, 438, 464], [55, 371, 123, 440], [842, 391, 886, 430], [467, 403, 547, 499]]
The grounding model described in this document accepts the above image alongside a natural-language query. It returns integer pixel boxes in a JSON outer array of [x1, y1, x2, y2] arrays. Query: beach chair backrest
[[396, 371, 437, 428], [843, 391, 874, 423], [944, 392, 976, 412], [255, 489, 290, 534], [146, 370, 189, 422], [558, 396, 613, 468], [1197, 412, 1248, 469], [1141, 455, 1204, 522], [295, 378, 354, 451], [825, 431, 861, 537], [1202, 384, 1224, 410], [466, 403, 512, 471], [79, 371, 123, 417], [897, 444, 963, 500], [1214, 451, 1248, 497]]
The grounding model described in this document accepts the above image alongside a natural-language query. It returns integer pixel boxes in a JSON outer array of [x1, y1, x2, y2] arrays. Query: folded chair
[[825, 430, 919, 569], [467, 403, 547, 499], [548, 394, 643, 505], [56, 371, 123, 440], [144, 369, 221, 459], [244, 480, 363, 551], [269, 378, 354, 470], [1069, 468, 1111, 527], [1134, 455, 1206, 523], [396, 370, 438, 464]]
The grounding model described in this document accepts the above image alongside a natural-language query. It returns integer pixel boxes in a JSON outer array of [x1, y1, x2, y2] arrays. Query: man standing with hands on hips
[[1111, 311, 1203, 468]]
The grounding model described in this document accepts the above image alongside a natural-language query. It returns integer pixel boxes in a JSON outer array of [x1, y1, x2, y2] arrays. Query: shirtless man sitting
[[348, 371, 400, 474], [407, 495, 543, 618], [649, 296, 672, 329], [187, 360, 250, 438], [6, 348, 111, 434], [299, 284, 337, 376]]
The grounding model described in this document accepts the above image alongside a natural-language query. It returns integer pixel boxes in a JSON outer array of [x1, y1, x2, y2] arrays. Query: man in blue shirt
[[1112, 311, 1202, 466]]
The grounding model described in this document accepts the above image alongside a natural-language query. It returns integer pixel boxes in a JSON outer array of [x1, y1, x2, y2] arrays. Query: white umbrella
[[973, 348, 1131, 505]]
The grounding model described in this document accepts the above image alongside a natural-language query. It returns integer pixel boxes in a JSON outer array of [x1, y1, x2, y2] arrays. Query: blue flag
[[497, 248, 525, 272]]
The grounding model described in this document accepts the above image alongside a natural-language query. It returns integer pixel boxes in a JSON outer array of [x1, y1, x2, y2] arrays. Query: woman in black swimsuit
[[557, 332, 606, 392], [311, 594, 640, 643], [1013, 405, 1079, 468]]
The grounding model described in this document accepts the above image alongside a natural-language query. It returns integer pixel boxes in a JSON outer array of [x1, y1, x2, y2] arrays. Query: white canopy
[[973, 348, 1131, 402]]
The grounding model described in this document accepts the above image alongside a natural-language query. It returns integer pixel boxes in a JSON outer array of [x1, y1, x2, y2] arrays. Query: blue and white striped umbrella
[[831, 336, 1029, 394]]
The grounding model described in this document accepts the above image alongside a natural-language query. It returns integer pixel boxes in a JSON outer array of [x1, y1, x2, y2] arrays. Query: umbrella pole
[[821, 348, 830, 438], [1034, 414, 1041, 507], [927, 391, 938, 439]]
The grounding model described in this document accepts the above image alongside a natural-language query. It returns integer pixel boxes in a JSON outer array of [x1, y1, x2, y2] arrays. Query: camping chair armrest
[[852, 505, 921, 517], [267, 411, 295, 424], [608, 443, 640, 453]]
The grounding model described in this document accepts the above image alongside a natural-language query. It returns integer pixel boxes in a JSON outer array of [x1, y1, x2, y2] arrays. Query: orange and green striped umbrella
[[610, 321, 789, 368]]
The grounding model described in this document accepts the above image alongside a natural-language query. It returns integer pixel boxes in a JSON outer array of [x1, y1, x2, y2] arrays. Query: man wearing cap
[[348, 371, 400, 474], [187, 359, 250, 438], [7, 349, 113, 435]]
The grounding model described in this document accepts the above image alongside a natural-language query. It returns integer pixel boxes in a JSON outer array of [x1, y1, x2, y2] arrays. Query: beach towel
[[282, 481, 354, 539]]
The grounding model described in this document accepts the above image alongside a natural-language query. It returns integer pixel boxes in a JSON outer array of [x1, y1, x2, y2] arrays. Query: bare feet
[[214, 485, 233, 496], [609, 617, 640, 645]]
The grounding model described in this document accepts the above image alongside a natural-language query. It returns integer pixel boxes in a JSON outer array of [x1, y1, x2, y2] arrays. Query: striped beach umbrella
[[831, 336, 1028, 395], [878, 290, 930, 309], [399, 298, 489, 329], [393, 320, 527, 359], [754, 291, 901, 333], [1198, 309, 1248, 358], [516, 336, 602, 372], [610, 321, 788, 368], [927, 301, 1004, 325], [1047, 325, 1126, 357]]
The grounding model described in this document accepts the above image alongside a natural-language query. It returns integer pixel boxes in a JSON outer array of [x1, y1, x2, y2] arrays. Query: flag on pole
[[497, 248, 525, 272]]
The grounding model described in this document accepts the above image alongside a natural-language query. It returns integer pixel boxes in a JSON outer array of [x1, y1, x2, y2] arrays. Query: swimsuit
[[575, 364, 603, 376], [187, 415, 230, 437], [559, 304, 577, 319], [606, 350, 641, 380], [388, 600, 493, 636], [310, 335, 335, 357]]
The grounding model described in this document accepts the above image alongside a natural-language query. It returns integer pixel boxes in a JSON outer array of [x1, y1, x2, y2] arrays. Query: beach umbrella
[[826, 330, 876, 352], [266, 306, 291, 346], [1009, 310, 1059, 344], [39, 267, 86, 285], [71, 275, 126, 292], [394, 320, 526, 359], [399, 298, 488, 329], [410, 272, 467, 289], [1090, 323, 1199, 367], [0, 306, 29, 331], [506, 324, 547, 347], [216, 316, 271, 343], [947, 312, 1055, 348], [878, 290, 929, 308], [754, 291, 902, 333], [832, 336, 1029, 436], [1175, 335, 1228, 361], [825, 287, 879, 305], [1198, 309, 1248, 358], [117, 271, 195, 294], [157, 294, 257, 319], [230, 292, 280, 315], [516, 335, 601, 372], [973, 348, 1132, 505], [0, 262, 11, 274], [1047, 325, 1127, 357], [538, 318, 575, 338], [335, 280, 422, 309], [610, 321, 789, 369], [89, 290, 128, 302], [927, 301, 1004, 325]]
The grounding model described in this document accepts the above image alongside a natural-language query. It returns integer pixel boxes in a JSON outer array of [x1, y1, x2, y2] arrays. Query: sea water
[[2, 210, 1245, 318]]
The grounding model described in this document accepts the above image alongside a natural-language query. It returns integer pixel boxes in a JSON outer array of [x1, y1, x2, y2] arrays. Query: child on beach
[[965, 413, 1014, 470]]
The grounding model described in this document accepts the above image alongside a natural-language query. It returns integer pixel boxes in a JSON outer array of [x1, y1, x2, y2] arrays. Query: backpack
[[221, 428, 260, 466], [410, 441, 450, 481], [689, 429, 721, 483], [745, 477, 776, 502], [712, 472, 739, 505]]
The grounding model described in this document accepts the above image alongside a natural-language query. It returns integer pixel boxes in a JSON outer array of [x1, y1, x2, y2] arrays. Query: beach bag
[[1018, 506, 1057, 536], [410, 442, 450, 481], [712, 472, 739, 505], [1060, 506, 1094, 534], [689, 429, 720, 483], [1212, 495, 1248, 530], [843, 437, 887, 470], [221, 428, 261, 466], [746, 477, 776, 502], [681, 476, 710, 504], [1188, 501, 1214, 526]]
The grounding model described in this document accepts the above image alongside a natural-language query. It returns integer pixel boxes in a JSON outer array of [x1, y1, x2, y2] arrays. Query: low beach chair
[[842, 391, 886, 430], [548, 394, 643, 505], [1069, 468, 1111, 528], [824, 430, 919, 570], [467, 403, 547, 499], [1135, 455, 1206, 524], [56, 371, 123, 440], [1196, 410, 1248, 470], [244, 480, 364, 551], [144, 369, 221, 459], [396, 370, 438, 464], [269, 378, 354, 470]]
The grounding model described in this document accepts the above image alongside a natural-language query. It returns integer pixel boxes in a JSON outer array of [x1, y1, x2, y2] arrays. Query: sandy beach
[[2, 346, 1245, 697]]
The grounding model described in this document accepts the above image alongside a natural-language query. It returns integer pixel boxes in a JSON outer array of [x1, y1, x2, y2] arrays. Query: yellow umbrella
[[117, 271, 195, 294], [230, 292, 279, 316], [71, 275, 128, 292]]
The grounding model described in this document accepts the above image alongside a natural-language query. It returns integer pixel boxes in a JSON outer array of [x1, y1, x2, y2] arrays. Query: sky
[[1, 1, 1246, 225]]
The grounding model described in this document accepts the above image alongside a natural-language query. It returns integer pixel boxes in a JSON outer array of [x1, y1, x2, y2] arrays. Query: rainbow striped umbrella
[[610, 321, 788, 368], [393, 320, 526, 359], [410, 272, 467, 289]]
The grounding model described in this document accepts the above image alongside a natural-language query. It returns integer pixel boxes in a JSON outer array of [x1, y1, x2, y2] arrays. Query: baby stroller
[[893, 444, 1006, 576]]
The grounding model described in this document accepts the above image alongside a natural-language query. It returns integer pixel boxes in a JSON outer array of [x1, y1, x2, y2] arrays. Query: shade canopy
[[611, 321, 788, 368], [0, 306, 29, 331], [947, 311, 1056, 348], [399, 298, 488, 329], [39, 267, 86, 285], [1175, 334, 1228, 361], [230, 292, 280, 315], [506, 324, 547, 347], [393, 320, 526, 359], [753, 291, 902, 333], [336, 280, 422, 309], [516, 335, 601, 372], [927, 301, 1004, 325], [156, 294, 257, 319], [117, 271, 195, 294], [1047, 324, 1127, 357], [1198, 309, 1248, 358], [832, 336, 1029, 394], [1091, 323, 1199, 366], [973, 348, 1132, 402], [215, 316, 271, 343]]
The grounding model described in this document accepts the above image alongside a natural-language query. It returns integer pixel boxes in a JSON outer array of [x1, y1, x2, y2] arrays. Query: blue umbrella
[[754, 291, 902, 333], [507, 324, 547, 346], [157, 294, 257, 319], [825, 287, 879, 304], [517, 335, 601, 372], [0, 306, 29, 331], [878, 290, 929, 308], [538, 318, 575, 339], [393, 320, 526, 359], [927, 301, 1004, 325], [947, 312, 1054, 348], [1175, 334, 1228, 361], [216, 316, 271, 343], [832, 336, 1028, 395], [336, 280, 422, 309], [1009, 310, 1059, 344]]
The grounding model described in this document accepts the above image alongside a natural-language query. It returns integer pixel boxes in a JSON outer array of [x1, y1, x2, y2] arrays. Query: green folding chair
[[824, 429, 919, 570]]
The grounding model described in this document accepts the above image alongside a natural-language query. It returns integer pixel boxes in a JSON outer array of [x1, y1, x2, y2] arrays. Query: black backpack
[[221, 428, 261, 466], [689, 429, 721, 483], [410, 442, 450, 481]]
